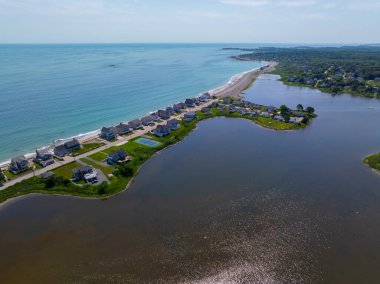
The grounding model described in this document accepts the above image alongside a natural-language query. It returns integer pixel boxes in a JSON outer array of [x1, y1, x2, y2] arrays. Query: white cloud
[[280, 0, 317, 7], [220, 0, 318, 8], [220, 0, 270, 7]]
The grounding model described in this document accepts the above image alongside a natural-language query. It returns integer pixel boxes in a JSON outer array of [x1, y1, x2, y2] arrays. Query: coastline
[[0, 63, 272, 167]]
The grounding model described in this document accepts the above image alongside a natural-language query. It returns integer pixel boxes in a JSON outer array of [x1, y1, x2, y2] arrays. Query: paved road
[[0, 99, 217, 190]]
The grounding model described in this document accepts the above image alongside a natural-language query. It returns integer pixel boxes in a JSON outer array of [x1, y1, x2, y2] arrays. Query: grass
[[254, 116, 301, 130], [89, 151, 108, 162], [364, 153, 380, 171], [71, 142, 105, 157], [80, 158, 114, 176], [52, 161, 82, 179]]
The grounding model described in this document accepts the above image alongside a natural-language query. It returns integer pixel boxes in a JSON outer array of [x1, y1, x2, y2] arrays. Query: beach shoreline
[[0, 62, 275, 167]]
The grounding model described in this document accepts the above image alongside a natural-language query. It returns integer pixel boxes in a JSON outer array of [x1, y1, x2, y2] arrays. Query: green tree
[[296, 104, 304, 111], [280, 104, 290, 116], [306, 106, 315, 113]]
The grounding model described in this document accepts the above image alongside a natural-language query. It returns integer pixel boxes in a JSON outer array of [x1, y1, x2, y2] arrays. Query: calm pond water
[[1, 75, 380, 283]]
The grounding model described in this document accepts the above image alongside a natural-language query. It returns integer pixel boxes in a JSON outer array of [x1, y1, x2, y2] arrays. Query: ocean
[[0, 43, 263, 162]]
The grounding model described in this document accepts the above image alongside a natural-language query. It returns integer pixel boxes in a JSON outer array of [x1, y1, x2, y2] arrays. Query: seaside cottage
[[228, 105, 236, 112], [267, 106, 277, 113], [127, 119, 143, 130], [107, 149, 130, 165], [173, 102, 185, 113], [167, 119, 180, 130], [236, 108, 247, 115], [101, 126, 117, 141], [154, 125, 171, 137], [72, 165, 96, 182], [274, 115, 285, 122], [200, 92, 211, 102], [185, 98, 195, 108], [232, 100, 243, 107], [247, 111, 258, 117], [166, 107, 175, 116], [183, 111, 197, 122], [9, 156, 29, 174], [210, 102, 219, 108], [64, 139, 81, 153], [34, 148, 54, 167], [141, 115, 156, 126], [54, 144, 68, 158], [157, 110, 171, 120], [115, 123, 131, 135]]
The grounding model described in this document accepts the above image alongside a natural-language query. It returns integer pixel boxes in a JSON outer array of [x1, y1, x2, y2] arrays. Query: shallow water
[[1, 75, 380, 283]]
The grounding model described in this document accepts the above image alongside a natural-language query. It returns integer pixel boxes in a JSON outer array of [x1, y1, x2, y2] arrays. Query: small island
[[363, 153, 380, 172], [0, 94, 317, 205]]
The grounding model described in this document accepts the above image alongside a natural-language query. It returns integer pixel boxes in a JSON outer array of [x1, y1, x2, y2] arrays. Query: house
[[223, 98, 232, 104], [153, 125, 171, 137], [107, 149, 130, 165], [101, 127, 117, 141], [232, 100, 243, 107], [261, 112, 270, 118], [166, 107, 175, 116], [267, 106, 277, 113], [247, 111, 258, 117], [228, 105, 236, 112], [201, 107, 211, 115], [210, 102, 219, 108], [72, 165, 96, 182], [273, 115, 285, 122], [185, 98, 195, 107], [167, 119, 180, 130], [54, 144, 68, 158], [236, 108, 247, 115], [183, 111, 197, 122], [128, 119, 143, 130], [64, 139, 81, 153], [157, 109, 171, 120], [115, 123, 131, 135], [173, 102, 186, 112], [141, 115, 156, 126], [34, 148, 54, 167], [200, 92, 211, 102], [9, 156, 29, 174]]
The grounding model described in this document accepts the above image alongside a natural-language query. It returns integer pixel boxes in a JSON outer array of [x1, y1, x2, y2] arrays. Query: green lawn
[[80, 158, 114, 176], [89, 151, 108, 162], [364, 153, 380, 171], [53, 161, 82, 179], [71, 142, 105, 157]]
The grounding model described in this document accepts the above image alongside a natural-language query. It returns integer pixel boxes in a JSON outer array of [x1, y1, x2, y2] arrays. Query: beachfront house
[[183, 111, 197, 122], [107, 149, 130, 165], [34, 148, 55, 167], [157, 109, 171, 120], [247, 111, 258, 117], [228, 105, 236, 112], [141, 115, 156, 126], [236, 108, 247, 115], [273, 115, 285, 122], [101, 127, 117, 141], [64, 139, 81, 153], [115, 123, 131, 135], [201, 107, 211, 115], [166, 107, 175, 116], [185, 98, 195, 108], [173, 102, 186, 112], [167, 119, 180, 130], [128, 119, 143, 130], [232, 100, 243, 107], [153, 125, 171, 137], [54, 144, 68, 158], [9, 156, 29, 174], [72, 165, 97, 182], [267, 106, 277, 113], [200, 92, 211, 102], [210, 102, 219, 108], [261, 112, 270, 118]]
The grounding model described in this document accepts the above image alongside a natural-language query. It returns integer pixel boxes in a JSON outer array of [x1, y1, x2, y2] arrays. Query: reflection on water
[[1, 75, 380, 283]]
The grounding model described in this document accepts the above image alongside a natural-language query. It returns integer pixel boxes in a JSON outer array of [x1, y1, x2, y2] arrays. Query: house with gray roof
[[157, 109, 171, 120], [128, 119, 143, 130], [9, 156, 29, 174], [34, 148, 54, 167], [183, 111, 197, 122], [167, 119, 180, 130], [201, 107, 211, 115], [107, 149, 130, 165], [101, 127, 117, 141], [54, 144, 68, 158], [173, 102, 186, 112], [200, 92, 211, 102], [72, 165, 96, 182], [64, 139, 81, 153], [141, 115, 156, 126], [153, 125, 171, 137], [115, 123, 131, 135], [185, 98, 195, 107]]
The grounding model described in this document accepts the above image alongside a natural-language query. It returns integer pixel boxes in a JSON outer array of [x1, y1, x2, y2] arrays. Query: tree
[[279, 104, 290, 116], [306, 106, 315, 113], [97, 182, 108, 195], [117, 165, 134, 178], [296, 104, 304, 111]]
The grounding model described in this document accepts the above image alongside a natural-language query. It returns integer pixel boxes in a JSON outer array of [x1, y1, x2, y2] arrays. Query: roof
[[129, 119, 142, 126], [155, 124, 170, 132], [185, 111, 196, 116], [36, 148, 50, 156], [167, 119, 179, 126], [141, 115, 155, 123], [108, 148, 127, 160], [11, 156, 27, 163], [73, 165, 92, 175], [64, 139, 80, 149], [54, 144, 67, 152], [115, 123, 130, 132]]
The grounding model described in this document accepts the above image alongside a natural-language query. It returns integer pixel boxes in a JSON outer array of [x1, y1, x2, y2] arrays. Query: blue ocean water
[[0, 44, 263, 162]]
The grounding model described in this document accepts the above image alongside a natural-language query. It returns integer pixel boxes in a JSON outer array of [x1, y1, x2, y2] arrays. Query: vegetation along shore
[[0, 64, 316, 204]]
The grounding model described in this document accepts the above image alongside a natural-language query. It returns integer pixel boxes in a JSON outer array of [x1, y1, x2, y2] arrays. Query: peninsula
[[0, 63, 317, 205]]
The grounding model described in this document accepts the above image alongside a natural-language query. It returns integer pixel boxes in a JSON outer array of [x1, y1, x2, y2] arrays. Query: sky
[[0, 0, 379, 44]]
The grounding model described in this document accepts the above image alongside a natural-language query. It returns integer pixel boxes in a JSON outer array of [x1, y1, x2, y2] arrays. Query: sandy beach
[[210, 61, 278, 99]]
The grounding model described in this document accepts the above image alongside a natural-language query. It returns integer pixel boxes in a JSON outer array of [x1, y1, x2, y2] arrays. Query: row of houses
[[100, 93, 212, 141]]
